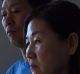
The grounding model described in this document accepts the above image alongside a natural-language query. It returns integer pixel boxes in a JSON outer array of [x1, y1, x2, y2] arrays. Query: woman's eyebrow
[[26, 31, 43, 39], [32, 31, 43, 37], [25, 32, 38, 39]]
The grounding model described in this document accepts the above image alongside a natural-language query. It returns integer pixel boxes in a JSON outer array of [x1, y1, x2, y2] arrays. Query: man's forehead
[[2, 0, 26, 8]]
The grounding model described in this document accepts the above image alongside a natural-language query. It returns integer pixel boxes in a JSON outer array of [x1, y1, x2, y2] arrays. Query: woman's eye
[[26, 39, 30, 47], [35, 39, 41, 44], [34, 39, 41, 49], [24, 42, 29, 55], [26, 42, 30, 48], [23, 39, 30, 54]]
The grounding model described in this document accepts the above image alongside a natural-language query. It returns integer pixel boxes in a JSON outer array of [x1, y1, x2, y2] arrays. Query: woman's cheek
[[36, 44, 48, 64]]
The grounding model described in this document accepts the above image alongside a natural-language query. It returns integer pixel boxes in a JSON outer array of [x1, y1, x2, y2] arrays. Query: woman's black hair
[[25, 1, 80, 38], [25, 1, 80, 74]]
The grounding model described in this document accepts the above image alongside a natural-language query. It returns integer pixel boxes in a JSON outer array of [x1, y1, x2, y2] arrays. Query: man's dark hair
[[2, 0, 53, 8], [27, 0, 53, 8], [25, 1, 80, 74]]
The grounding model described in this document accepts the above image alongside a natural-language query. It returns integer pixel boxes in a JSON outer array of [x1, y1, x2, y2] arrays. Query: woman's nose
[[26, 43, 36, 60]]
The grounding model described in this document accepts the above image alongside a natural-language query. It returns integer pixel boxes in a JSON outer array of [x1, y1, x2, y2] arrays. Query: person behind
[[25, 1, 80, 74], [1, 0, 53, 73]]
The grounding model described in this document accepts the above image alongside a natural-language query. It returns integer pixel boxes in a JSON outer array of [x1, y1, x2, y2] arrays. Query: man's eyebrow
[[10, 3, 21, 7], [1, 2, 21, 10], [0, 3, 20, 15]]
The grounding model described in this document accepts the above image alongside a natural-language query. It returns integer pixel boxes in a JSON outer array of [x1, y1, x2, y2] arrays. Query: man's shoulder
[[6, 58, 31, 74]]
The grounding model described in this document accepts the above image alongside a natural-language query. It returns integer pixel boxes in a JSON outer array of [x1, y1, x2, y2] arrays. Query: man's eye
[[12, 10, 20, 13], [11, 8, 21, 13], [1, 10, 7, 17]]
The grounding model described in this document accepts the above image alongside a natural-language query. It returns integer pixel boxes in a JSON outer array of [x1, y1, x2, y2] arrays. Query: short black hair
[[2, 0, 53, 8], [27, 0, 53, 8], [25, 1, 80, 74]]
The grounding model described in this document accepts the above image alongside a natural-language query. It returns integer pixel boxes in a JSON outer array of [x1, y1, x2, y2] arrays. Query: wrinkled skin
[[1, 0, 32, 48]]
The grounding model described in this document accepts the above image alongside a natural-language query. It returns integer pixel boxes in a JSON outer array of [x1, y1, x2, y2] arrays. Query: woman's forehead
[[26, 19, 56, 37], [28, 19, 51, 31]]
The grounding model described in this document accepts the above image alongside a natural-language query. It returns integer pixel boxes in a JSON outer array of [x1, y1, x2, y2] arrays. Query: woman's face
[[26, 18, 70, 74]]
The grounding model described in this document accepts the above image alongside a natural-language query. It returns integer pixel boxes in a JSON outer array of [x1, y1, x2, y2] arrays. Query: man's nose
[[4, 13, 14, 27], [26, 43, 36, 60]]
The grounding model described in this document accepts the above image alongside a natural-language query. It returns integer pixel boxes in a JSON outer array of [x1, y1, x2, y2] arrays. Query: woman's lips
[[30, 64, 38, 68], [29, 62, 38, 70], [27, 59, 38, 70]]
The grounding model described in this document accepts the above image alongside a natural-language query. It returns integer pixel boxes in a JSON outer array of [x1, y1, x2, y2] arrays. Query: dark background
[[0, 0, 80, 74]]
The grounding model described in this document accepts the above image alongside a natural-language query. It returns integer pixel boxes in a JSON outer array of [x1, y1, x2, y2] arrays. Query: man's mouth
[[7, 30, 16, 33], [6, 26, 17, 34]]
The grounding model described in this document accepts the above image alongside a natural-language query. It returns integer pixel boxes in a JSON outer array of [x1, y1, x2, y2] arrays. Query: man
[[1, 0, 53, 74]]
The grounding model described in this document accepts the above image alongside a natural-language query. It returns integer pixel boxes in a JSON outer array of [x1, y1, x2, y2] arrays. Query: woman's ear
[[67, 32, 79, 55]]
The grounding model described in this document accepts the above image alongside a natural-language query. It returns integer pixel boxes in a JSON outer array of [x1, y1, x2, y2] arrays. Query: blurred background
[[0, 0, 80, 74]]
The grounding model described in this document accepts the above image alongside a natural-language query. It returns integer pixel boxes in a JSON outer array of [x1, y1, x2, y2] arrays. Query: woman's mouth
[[30, 64, 38, 69], [29, 60, 38, 70]]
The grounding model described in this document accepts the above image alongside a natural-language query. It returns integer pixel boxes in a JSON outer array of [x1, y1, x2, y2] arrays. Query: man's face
[[1, 0, 32, 48]]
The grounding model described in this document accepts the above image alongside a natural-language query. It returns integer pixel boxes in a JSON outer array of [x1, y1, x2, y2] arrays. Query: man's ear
[[67, 32, 79, 55]]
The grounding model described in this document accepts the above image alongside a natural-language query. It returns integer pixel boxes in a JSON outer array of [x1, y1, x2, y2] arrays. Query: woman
[[25, 1, 80, 74]]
